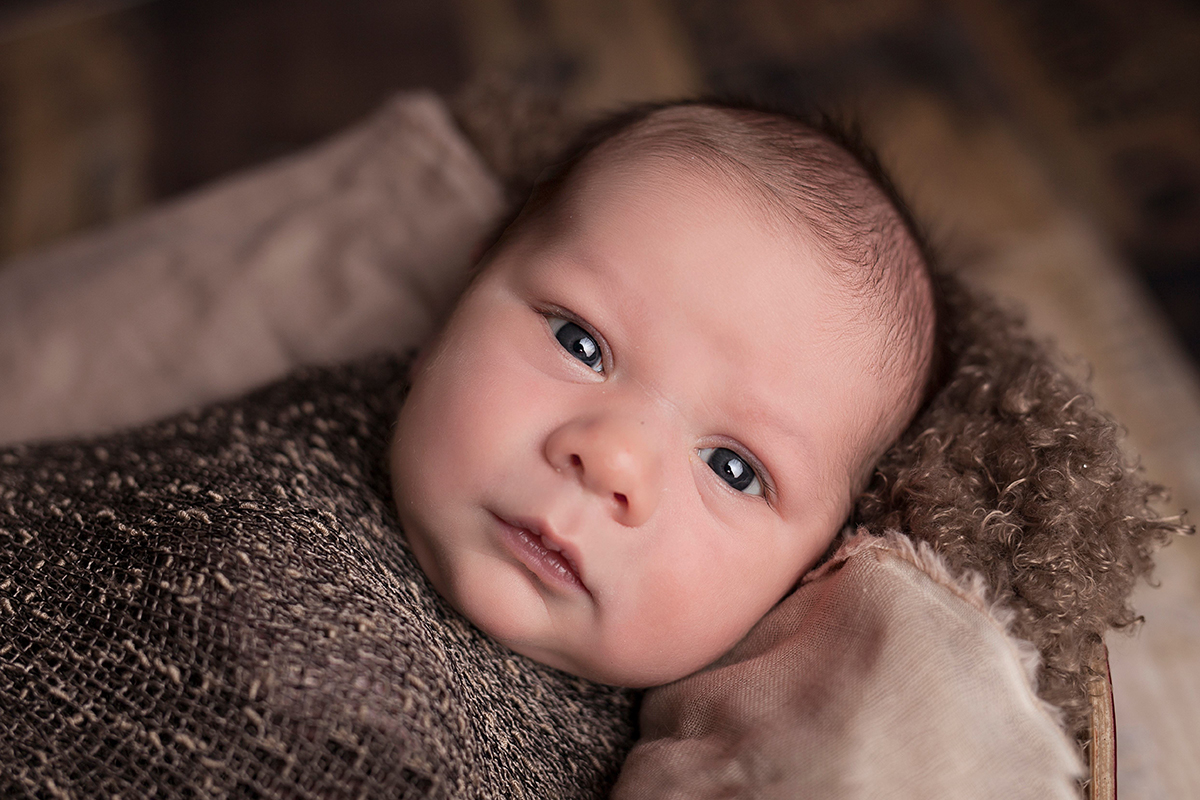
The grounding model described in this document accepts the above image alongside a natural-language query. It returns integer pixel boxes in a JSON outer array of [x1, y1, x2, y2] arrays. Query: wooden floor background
[[2, 0, 1199, 795]]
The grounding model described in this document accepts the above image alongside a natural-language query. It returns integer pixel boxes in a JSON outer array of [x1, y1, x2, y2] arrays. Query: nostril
[[613, 492, 628, 507], [570, 454, 583, 468]]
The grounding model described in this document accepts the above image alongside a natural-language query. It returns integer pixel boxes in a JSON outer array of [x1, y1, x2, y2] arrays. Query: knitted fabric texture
[[0, 357, 638, 799]]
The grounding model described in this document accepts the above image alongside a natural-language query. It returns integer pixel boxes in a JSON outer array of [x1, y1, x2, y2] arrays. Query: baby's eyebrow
[[746, 394, 798, 433], [715, 378, 805, 441], [720, 394, 810, 473]]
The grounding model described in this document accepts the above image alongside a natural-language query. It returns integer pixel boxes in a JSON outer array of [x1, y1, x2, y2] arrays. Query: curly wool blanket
[[0, 358, 638, 799]]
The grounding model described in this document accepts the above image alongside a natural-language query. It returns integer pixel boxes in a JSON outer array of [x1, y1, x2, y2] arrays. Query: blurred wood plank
[[0, 1, 149, 259], [456, 0, 702, 114], [142, 0, 466, 198], [947, 0, 1200, 359], [944, 0, 1136, 235]]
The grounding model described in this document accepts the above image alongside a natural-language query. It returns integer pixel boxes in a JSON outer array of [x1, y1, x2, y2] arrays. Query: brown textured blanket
[[0, 357, 638, 799]]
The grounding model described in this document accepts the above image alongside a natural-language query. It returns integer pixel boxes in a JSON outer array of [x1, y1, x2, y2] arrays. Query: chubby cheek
[[597, 507, 836, 686], [394, 364, 487, 520], [594, 547, 768, 685], [394, 302, 552, 523]]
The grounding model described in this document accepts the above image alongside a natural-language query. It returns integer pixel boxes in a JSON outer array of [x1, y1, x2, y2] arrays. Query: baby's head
[[391, 102, 936, 686]]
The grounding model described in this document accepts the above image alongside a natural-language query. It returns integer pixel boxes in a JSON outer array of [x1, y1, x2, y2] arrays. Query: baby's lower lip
[[493, 514, 587, 594]]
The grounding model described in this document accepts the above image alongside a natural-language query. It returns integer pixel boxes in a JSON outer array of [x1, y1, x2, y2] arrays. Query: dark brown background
[[0, 0, 1197, 357]]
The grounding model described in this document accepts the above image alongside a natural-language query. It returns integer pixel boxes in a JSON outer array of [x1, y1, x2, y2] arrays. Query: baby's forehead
[[551, 164, 890, 398], [537, 148, 884, 354]]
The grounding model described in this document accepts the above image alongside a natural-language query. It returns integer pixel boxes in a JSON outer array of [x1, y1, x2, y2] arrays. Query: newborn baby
[[0, 100, 939, 799], [392, 101, 936, 687]]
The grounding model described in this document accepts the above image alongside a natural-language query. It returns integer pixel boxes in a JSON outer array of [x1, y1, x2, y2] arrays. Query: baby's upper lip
[[495, 511, 587, 587]]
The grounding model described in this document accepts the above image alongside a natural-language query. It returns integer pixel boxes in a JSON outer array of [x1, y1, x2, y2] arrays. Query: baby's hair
[[503, 99, 938, 476]]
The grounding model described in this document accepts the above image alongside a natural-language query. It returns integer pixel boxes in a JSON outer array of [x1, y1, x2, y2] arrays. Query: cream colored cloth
[[613, 531, 1083, 799], [0, 92, 504, 446]]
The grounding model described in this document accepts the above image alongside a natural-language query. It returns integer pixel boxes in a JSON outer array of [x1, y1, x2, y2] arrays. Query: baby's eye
[[699, 447, 763, 496], [548, 316, 603, 372]]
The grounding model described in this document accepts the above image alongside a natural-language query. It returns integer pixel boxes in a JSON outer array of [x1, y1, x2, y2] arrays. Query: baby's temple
[[2, 5, 1197, 798]]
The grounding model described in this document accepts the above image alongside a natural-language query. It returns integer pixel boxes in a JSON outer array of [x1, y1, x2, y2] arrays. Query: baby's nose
[[544, 413, 664, 527]]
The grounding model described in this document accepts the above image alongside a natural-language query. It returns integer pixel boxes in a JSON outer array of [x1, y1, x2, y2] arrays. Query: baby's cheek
[[393, 392, 472, 519], [602, 568, 739, 685]]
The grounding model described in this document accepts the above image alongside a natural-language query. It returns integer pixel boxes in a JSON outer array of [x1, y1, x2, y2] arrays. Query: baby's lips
[[496, 511, 588, 587]]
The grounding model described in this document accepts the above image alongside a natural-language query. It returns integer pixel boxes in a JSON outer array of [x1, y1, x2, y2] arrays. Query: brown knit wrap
[[0, 357, 638, 799]]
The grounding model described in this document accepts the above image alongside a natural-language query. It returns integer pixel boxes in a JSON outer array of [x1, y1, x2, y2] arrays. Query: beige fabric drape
[[0, 92, 503, 447], [613, 531, 1082, 799]]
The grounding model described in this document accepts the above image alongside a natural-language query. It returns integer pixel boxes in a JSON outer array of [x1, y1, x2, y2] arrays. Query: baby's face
[[391, 155, 896, 686]]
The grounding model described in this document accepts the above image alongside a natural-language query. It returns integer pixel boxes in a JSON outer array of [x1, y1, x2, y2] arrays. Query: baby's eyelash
[[698, 442, 775, 503], [541, 308, 609, 374]]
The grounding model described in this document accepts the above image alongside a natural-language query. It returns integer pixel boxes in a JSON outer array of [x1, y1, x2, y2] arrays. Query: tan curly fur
[[855, 270, 1191, 741], [451, 74, 1192, 747]]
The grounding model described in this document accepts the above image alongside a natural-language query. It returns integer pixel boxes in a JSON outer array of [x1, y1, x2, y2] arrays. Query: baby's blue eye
[[548, 317, 603, 372], [700, 447, 763, 496]]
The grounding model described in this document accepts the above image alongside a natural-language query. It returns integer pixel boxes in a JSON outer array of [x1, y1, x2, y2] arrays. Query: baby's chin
[[483, 618, 727, 688], [502, 640, 689, 689]]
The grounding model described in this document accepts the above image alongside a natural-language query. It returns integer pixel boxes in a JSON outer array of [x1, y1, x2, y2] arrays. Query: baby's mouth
[[492, 513, 588, 594]]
